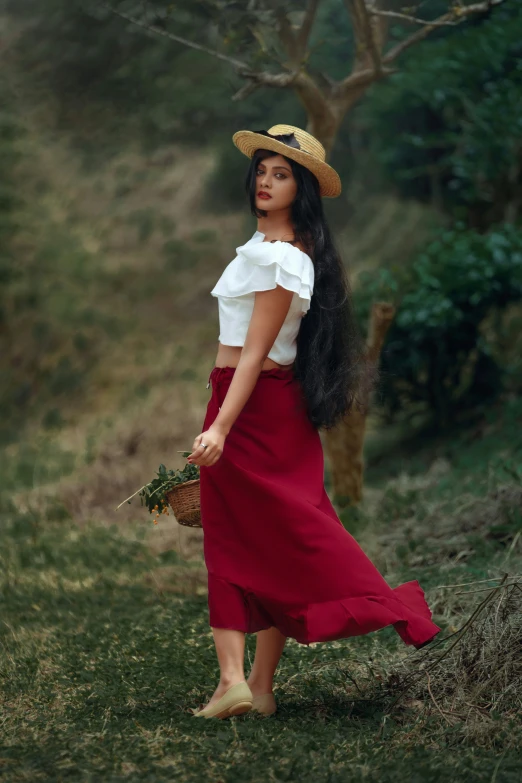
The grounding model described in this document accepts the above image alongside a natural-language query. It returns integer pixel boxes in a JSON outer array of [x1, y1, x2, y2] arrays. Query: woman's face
[[255, 153, 298, 212]]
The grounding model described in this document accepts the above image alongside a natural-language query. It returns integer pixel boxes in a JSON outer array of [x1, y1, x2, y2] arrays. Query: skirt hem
[[207, 571, 441, 650]]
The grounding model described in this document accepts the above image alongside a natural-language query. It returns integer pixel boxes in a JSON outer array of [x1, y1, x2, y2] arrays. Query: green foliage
[[356, 223, 522, 425], [126, 461, 200, 521], [361, 4, 522, 228]]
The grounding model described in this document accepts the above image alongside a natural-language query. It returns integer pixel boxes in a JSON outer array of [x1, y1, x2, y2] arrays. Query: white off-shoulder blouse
[[210, 230, 315, 365]]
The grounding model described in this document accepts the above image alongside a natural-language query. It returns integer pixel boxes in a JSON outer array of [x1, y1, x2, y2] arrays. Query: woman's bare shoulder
[[267, 234, 314, 260]]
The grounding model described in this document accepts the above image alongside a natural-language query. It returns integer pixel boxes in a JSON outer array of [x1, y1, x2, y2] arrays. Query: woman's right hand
[[186, 425, 226, 467]]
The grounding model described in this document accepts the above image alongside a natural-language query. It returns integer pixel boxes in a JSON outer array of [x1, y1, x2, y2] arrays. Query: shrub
[[355, 223, 522, 425]]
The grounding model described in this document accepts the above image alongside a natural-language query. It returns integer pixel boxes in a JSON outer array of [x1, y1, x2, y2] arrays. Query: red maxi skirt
[[199, 365, 441, 649]]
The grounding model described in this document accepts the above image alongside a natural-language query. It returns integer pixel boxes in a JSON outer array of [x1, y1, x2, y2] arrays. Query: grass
[[1, 522, 520, 782], [1, 398, 521, 782]]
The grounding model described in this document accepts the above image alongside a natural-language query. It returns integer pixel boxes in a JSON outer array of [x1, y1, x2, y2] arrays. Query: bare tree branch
[[371, 10, 460, 26], [100, 1, 305, 98], [266, 0, 321, 64], [295, 0, 322, 55], [379, 0, 507, 65], [341, 64, 396, 91], [100, 2, 249, 71], [265, 1, 299, 63], [336, 67, 396, 104], [234, 68, 301, 92], [371, 0, 506, 28], [343, 0, 384, 74], [231, 81, 259, 101]]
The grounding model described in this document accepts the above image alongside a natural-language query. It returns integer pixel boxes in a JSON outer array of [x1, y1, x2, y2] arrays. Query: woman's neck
[[257, 217, 295, 242]]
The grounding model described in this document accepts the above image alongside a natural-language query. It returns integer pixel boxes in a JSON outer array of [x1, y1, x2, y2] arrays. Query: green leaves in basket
[[117, 462, 199, 517]]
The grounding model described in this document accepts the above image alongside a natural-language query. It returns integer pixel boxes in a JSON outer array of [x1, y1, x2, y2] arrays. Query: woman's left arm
[[187, 284, 294, 467]]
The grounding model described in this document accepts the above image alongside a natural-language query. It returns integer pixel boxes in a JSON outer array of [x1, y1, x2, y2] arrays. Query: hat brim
[[232, 130, 341, 198]]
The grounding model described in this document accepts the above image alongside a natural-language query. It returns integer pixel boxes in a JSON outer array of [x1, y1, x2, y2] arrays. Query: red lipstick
[[257, 191, 272, 200]]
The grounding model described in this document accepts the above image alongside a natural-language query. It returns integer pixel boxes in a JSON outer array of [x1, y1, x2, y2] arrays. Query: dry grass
[[383, 579, 522, 748], [377, 482, 522, 570]]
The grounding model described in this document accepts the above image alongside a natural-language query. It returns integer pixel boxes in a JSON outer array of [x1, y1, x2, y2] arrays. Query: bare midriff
[[215, 343, 294, 372]]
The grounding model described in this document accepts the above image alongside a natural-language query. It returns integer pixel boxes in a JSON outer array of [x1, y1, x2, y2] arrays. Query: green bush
[[356, 223, 522, 425]]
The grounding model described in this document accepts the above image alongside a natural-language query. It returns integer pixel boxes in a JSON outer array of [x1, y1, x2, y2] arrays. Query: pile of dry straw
[[385, 575, 522, 748]]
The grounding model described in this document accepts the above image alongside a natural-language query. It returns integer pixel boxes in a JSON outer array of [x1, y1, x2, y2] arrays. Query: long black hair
[[245, 148, 374, 431]]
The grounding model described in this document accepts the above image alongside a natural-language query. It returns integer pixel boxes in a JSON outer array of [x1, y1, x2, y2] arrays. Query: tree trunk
[[299, 88, 378, 158]]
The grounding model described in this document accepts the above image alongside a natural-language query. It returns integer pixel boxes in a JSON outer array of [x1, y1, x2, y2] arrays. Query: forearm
[[211, 352, 266, 435]]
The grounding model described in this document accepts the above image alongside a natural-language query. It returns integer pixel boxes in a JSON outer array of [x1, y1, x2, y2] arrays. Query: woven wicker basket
[[165, 479, 202, 528]]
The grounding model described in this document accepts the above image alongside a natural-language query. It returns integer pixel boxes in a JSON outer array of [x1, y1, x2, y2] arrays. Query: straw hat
[[232, 123, 341, 198]]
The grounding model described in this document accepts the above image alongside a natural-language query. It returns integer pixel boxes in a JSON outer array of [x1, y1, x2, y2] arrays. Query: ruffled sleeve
[[210, 239, 314, 314]]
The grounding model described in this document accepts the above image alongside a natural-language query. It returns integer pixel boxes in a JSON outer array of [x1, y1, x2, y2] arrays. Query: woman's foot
[[192, 682, 253, 719], [247, 677, 277, 715], [246, 676, 273, 699], [198, 676, 248, 712], [251, 693, 277, 716]]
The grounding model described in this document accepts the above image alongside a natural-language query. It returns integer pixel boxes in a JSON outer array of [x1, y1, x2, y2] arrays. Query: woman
[[187, 124, 441, 720]]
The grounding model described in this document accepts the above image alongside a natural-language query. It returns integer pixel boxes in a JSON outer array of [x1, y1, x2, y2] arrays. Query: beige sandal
[[192, 681, 253, 719], [251, 693, 277, 715]]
